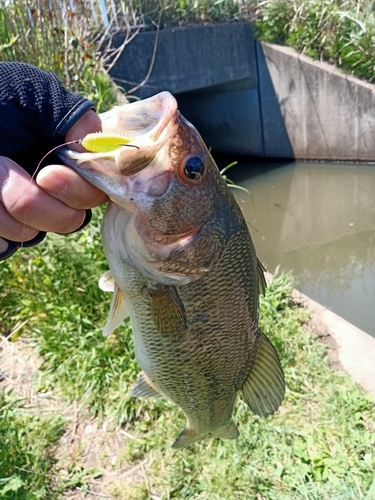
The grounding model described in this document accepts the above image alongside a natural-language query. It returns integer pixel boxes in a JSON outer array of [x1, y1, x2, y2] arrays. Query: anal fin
[[172, 427, 203, 449], [130, 371, 161, 398], [172, 420, 239, 449], [214, 419, 239, 440], [241, 330, 285, 417]]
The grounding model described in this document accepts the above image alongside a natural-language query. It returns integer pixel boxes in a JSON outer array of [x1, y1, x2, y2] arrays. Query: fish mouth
[[58, 91, 179, 194]]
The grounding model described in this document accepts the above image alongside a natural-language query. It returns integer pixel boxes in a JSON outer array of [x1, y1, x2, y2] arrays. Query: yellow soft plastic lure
[[79, 132, 136, 153], [32, 133, 137, 184]]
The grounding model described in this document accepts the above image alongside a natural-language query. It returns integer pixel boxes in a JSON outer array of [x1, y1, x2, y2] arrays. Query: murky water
[[216, 157, 375, 338]]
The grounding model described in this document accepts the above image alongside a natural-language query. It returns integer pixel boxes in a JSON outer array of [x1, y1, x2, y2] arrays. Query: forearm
[[0, 62, 95, 174], [0, 63, 107, 260]]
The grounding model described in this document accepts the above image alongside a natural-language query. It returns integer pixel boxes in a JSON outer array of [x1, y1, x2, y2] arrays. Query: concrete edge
[[265, 273, 375, 401], [262, 41, 375, 93]]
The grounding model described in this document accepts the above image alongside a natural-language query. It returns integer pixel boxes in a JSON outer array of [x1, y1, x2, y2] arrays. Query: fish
[[60, 91, 285, 449]]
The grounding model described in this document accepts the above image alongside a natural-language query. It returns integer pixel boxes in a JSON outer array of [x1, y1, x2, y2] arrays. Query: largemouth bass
[[61, 92, 285, 449]]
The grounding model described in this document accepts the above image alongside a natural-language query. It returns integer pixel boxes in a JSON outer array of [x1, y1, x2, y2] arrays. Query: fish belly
[[119, 235, 257, 443]]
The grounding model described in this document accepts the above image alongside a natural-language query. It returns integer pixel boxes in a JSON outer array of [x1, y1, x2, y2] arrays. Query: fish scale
[[60, 91, 285, 448]]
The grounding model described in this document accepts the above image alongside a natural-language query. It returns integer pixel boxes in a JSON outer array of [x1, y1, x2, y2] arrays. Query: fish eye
[[183, 155, 205, 182]]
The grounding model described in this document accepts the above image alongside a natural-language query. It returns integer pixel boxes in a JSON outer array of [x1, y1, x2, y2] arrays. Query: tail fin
[[241, 330, 285, 416]]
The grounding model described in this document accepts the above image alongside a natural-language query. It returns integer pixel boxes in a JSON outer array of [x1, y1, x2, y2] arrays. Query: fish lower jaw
[[65, 150, 116, 163], [108, 197, 135, 213]]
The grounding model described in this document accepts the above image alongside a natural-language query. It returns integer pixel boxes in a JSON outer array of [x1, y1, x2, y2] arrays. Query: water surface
[[217, 158, 375, 338]]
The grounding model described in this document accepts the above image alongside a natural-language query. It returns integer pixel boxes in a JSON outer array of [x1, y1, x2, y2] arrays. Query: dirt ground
[[0, 331, 156, 499], [0, 316, 341, 500]]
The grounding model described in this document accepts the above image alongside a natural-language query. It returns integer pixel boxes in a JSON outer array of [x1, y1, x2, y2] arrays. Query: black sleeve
[[0, 62, 95, 175]]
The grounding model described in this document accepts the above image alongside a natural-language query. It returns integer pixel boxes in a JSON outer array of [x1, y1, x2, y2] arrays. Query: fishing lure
[[77, 132, 137, 153], [34, 132, 139, 174]]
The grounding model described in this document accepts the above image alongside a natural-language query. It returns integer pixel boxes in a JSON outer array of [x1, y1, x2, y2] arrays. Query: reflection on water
[[218, 158, 375, 338]]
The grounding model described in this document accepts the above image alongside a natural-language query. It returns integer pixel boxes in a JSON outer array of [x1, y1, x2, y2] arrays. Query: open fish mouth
[[58, 91, 179, 192]]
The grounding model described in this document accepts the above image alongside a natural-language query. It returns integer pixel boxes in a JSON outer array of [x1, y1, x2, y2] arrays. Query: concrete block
[[177, 79, 263, 156], [261, 42, 375, 160], [256, 42, 293, 158], [292, 288, 375, 401], [109, 23, 257, 99]]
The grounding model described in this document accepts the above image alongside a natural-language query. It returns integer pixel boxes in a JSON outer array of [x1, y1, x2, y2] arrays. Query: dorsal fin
[[214, 419, 239, 440], [241, 330, 285, 416]]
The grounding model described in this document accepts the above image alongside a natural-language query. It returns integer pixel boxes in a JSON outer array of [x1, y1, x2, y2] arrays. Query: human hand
[[0, 109, 109, 258], [0, 62, 109, 260]]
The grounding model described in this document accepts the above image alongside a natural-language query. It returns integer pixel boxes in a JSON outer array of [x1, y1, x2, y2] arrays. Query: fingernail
[[41, 173, 69, 195]]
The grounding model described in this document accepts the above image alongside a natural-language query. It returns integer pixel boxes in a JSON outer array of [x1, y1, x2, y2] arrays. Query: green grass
[[1, 213, 374, 498], [0, 392, 64, 499], [1, 207, 139, 423], [0, 391, 105, 499]]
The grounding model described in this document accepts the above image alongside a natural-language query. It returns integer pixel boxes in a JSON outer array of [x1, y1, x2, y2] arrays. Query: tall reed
[[254, 0, 375, 82], [0, 0, 100, 91]]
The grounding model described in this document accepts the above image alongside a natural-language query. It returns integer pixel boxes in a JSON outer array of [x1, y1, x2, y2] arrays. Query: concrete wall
[[110, 23, 257, 98], [261, 43, 375, 161], [109, 24, 375, 161]]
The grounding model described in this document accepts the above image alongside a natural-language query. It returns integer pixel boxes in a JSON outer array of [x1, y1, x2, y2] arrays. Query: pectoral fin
[[99, 270, 116, 292], [241, 330, 285, 416], [103, 284, 129, 337], [130, 371, 161, 398], [142, 285, 186, 341]]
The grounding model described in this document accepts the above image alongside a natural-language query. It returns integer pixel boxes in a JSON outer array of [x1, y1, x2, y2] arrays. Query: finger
[[0, 201, 39, 241], [0, 238, 8, 253], [0, 237, 17, 261], [0, 158, 44, 241], [0, 156, 86, 235], [36, 164, 108, 209]]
